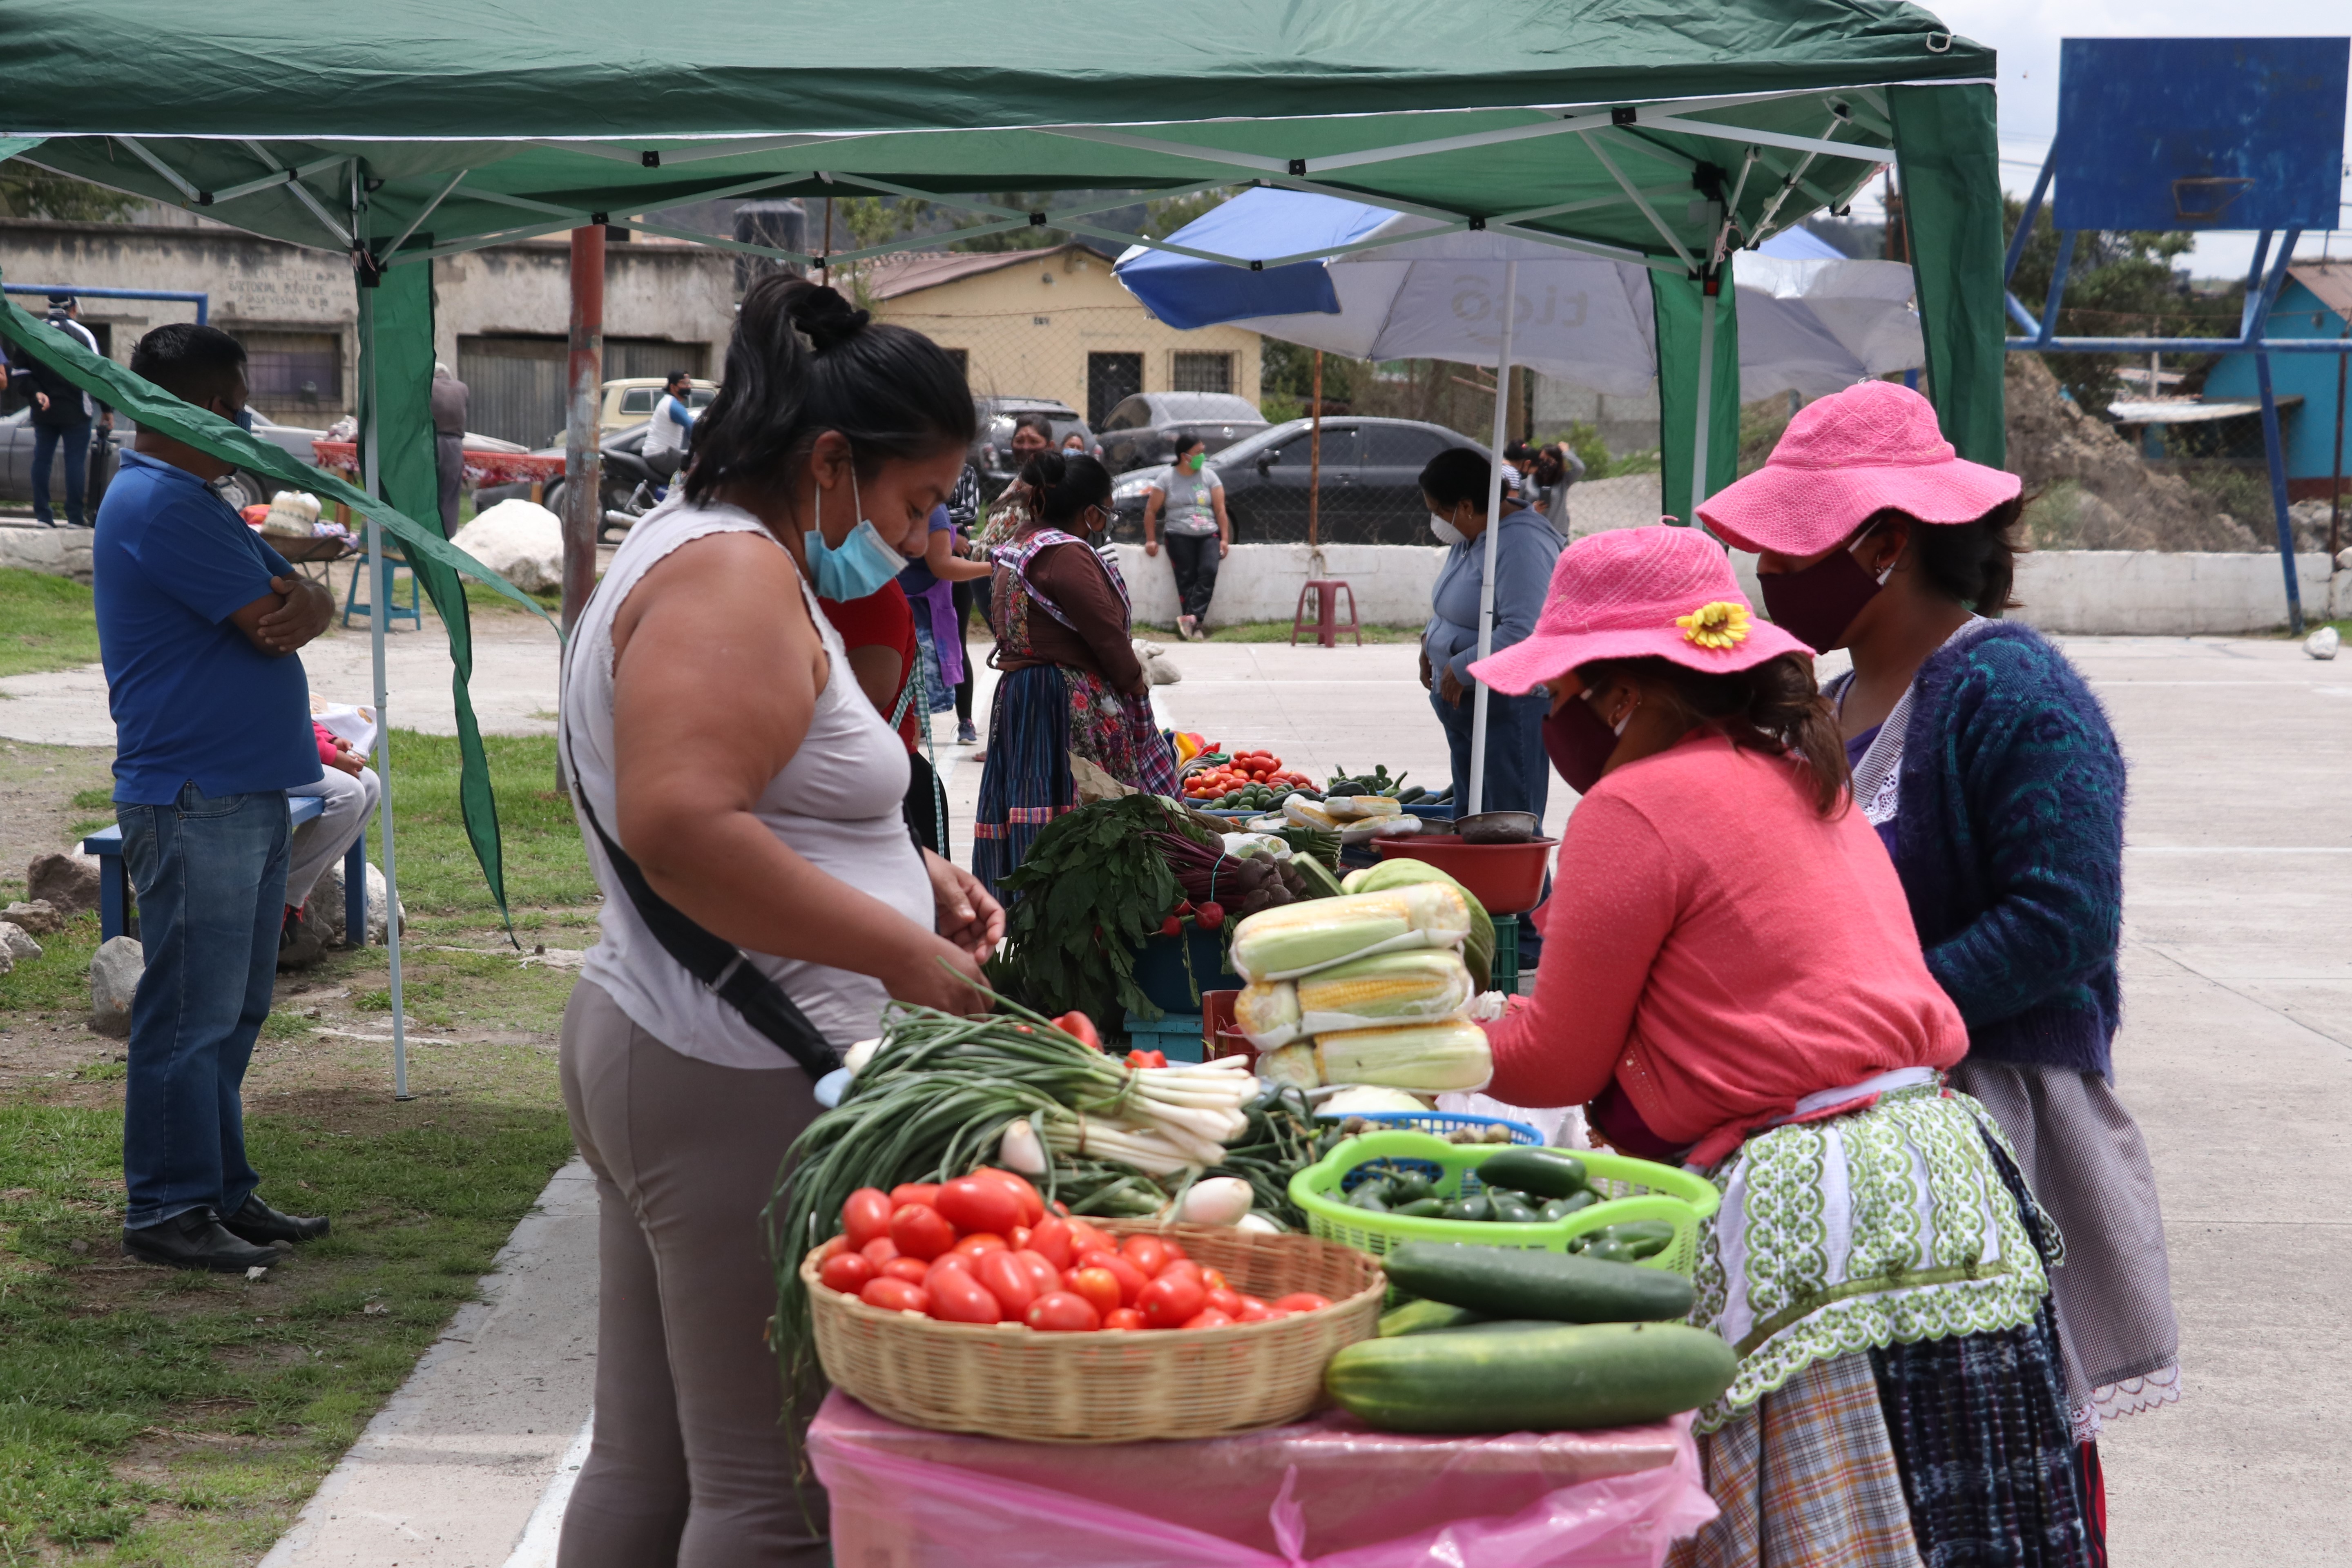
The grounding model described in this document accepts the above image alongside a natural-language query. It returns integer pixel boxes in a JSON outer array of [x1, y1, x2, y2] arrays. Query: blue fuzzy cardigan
[[1891, 622, 2125, 1078]]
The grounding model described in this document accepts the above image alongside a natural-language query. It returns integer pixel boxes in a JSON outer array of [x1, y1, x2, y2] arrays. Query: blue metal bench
[[81, 795, 370, 946]]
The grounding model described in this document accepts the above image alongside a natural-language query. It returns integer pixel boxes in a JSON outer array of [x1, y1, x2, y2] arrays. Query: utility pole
[[560, 225, 605, 637]]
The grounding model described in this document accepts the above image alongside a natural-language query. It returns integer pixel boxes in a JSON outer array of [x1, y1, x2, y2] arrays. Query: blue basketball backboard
[[2054, 38, 2348, 232]]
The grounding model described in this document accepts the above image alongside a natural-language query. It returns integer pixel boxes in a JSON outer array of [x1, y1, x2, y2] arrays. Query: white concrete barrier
[[2008, 551, 2336, 636], [0, 522, 94, 583], [1109, 542, 1444, 629]]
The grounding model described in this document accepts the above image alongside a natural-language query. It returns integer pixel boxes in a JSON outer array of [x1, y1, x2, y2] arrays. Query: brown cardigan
[[992, 536, 1144, 691]]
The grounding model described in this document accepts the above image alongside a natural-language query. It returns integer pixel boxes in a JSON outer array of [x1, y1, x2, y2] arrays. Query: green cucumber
[[1490, 1197, 1540, 1225], [1581, 1238, 1637, 1263], [1326, 1321, 1737, 1434], [1439, 1194, 1493, 1223], [1292, 855, 1348, 899], [1347, 1183, 1392, 1212], [1390, 1197, 1444, 1218], [1377, 1299, 1485, 1337], [1539, 1191, 1600, 1222], [1381, 1241, 1694, 1323], [1476, 1148, 1588, 1200]]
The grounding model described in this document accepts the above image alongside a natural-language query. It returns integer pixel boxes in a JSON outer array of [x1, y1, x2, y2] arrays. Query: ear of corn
[[1259, 1040, 1323, 1089], [1313, 1019, 1493, 1092], [1295, 949, 1473, 1031], [1323, 795, 1405, 821], [1347, 859, 1497, 993], [1229, 883, 1473, 982], [1283, 795, 1342, 832], [1234, 980, 1303, 1048]]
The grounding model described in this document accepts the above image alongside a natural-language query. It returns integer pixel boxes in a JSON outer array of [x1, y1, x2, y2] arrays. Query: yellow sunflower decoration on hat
[[1675, 600, 1751, 651]]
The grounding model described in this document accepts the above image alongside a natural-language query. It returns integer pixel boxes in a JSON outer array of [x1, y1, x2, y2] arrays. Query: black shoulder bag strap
[[562, 722, 841, 1077]]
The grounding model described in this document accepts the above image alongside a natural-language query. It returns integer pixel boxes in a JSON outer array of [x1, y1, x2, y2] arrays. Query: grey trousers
[[284, 764, 379, 907], [557, 979, 830, 1567], [435, 431, 464, 533]]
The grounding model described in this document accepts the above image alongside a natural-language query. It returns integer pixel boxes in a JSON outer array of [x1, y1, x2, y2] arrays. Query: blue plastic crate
[[1311, 1110, 1544, 1191], [1493, 913, 1521, 995], [1128, 928, 1244, 1014], [1121, 1010, 1205, 1063]]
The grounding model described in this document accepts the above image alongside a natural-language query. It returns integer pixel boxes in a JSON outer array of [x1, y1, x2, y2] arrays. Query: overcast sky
[[1865, 1, 2351, 281]]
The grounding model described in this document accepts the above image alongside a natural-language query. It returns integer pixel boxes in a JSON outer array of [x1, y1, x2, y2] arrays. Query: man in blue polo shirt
[[98, 323, 337, 1273]]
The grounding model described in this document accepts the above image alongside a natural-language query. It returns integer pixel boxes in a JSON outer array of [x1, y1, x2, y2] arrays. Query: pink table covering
[[809, 1392, 1716, 1568], [310, 439, 566, 490]]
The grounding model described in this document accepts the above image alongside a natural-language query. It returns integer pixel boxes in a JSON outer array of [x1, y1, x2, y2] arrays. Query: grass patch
[[460, 580, 564, 619], [0, 565, 100, 677], [1139, 620, 1425, 645], [0, 910, 103, 1014], [370, 729, 596, 937], [0, 1094, 575, 1562]]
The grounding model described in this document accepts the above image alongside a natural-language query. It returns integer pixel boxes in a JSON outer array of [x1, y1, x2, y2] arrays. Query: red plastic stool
[[1289, 579, 1361, 647]]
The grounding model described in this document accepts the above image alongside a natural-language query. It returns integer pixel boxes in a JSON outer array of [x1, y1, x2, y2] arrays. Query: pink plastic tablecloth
[[809, 1393, 1716, 1568]]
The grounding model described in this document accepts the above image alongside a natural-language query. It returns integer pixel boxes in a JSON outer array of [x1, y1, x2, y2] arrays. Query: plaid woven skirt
[[971, 663, 1074, 903]]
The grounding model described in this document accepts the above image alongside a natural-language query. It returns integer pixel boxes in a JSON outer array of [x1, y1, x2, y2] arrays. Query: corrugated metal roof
[[861, 243, 1105, 301], [2109, 395, 2303, 425], [2285, 261, 2352, 327]]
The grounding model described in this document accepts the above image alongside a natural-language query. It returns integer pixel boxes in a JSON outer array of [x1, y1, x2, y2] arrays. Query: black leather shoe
[[221, 1193, 330, 1246], [123, 1209, 286, 1273]]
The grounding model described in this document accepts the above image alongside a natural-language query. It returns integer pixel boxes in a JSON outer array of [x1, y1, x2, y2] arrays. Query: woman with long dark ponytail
[[555, 276, 1001, 1565], [1468, 524, 2091, 1568], [1705, 379, 2172, 1564], [971, 448, 1179, 897]]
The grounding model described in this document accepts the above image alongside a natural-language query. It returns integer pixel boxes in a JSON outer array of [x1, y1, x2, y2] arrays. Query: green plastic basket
[[1288, 1129, 1721, 1279]]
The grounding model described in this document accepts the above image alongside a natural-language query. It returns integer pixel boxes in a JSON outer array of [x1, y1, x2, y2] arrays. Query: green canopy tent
[[0, 0, 2003, 1082]]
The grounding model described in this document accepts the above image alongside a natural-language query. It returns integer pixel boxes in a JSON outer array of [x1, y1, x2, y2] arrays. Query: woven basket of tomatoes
[[804, 1170, 1384, 1443]]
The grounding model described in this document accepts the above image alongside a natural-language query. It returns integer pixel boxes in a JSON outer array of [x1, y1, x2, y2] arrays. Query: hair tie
[[789, 286, 871, 353]]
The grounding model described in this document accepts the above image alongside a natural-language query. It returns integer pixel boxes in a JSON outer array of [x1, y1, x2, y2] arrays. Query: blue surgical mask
[[804, 473, 906, 601]]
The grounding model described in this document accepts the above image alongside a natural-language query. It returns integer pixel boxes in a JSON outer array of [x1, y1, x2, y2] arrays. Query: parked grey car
[[1096, 390, 1267, 475], [1108, 416, 1486, 546]]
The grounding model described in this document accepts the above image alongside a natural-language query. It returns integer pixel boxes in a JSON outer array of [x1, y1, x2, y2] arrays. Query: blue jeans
[[118, 784, 289, 1229], [30, 417, 92, 525], [1431, 685, 1550, 966]]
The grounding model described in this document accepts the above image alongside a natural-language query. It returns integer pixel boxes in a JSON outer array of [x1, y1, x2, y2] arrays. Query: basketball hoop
[[2171, 177, 2256, 223]]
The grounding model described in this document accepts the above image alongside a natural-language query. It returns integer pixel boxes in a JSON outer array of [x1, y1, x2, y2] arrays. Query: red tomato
[[1120, 1235, 1170, 1277], [1077, 1249, 1150, 1307], [859, 1278, 932, 1315], [818, 1252, 876, 1295], [1198, 1267, 1228, 1293], [972, 1169, 1046, 1226], [1008, 1225, 1033, 1251], [1157, 1258, 1203, 1287], [889, 1182, 942, 1209], [1023, 1291, 1102, 1332], [1064, 1218, 1116, 1258], [860, 1237, 900, 1267], [1204, 1287, 1244, 1318], [817, 1234, 851, 1262], [1160, 1238, 1189, 1262], [922, 1254, 973, 1293], [1011, 1249, 1062, 1297], [952, 1233, 1009, 1258], [1102, 1307, 1147, 1331], [1026, 1216, 1076, 1271], [1051, 1011, 1102, 1050], [1269, 1292, 1332, 1314], [1234, 1295, 1276, 1323], [928, 1268, 1005, 1325], [1067, 1267, 1123, 1319], [889, 1203, 957, 1261], [1137, 1271, 1207, 1329], [841, 1188, 895, 1250], [882, 1257, 931, 1285], [975, 1250, 1042, 1314], [936, 1175, 1023, 1238], [1180, 1308, 1234, 1330]]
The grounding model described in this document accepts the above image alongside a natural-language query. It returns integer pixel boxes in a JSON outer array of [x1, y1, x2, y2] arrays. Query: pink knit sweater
[[1483, 730, 1966, 1165]]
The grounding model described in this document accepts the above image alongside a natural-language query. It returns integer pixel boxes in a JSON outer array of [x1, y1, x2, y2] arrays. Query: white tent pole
[[1689, 283, 1718, 521], [355, 206, 411, 1103], [1468, 257, 1517, 819]]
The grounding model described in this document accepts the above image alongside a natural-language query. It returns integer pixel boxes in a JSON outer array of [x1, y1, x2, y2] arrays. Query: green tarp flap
[[1655, 271, 1741, 527], [357, 265, 513, 926], [0, 269, 551, 918], [1891, 83, 2006, 468], [0, 137, 44, 163]]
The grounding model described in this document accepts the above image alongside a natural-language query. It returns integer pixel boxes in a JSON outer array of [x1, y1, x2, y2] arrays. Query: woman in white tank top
[[553, 278, 997, 1567]]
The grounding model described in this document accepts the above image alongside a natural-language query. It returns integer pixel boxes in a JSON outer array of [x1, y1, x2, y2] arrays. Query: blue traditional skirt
[[971, 664, 1073, 903]]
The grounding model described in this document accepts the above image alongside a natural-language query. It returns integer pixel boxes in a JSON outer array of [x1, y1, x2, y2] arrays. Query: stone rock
[[0, 921, 41, 963], [89, 936, 143, 1038], [308, 861, 406, 948], [2004, 357, 2261, 551], [451, 499, 565, 594], [1, 899, 63, 935], [27, 850, 102, 919], [0, 946, 11, 977], [2306, 626, 2341, 661]]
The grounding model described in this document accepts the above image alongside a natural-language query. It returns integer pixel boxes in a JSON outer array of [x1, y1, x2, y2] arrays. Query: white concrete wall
[[1114, 540, 2344, 636], [1109, 542, 1443, 629]]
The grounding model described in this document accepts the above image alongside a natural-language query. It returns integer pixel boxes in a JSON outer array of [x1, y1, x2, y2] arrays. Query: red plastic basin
[[1368, 834, 1557, 916]]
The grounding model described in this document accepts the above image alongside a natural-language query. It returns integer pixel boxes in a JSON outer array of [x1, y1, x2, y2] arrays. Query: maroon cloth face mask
[[1756, 531, 1886, 654], [1543, 691, 1621, 795]]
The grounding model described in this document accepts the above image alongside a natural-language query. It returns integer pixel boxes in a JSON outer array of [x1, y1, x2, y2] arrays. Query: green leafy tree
[[0, 167, 138, 222], [2005, 198, 2239, 413]]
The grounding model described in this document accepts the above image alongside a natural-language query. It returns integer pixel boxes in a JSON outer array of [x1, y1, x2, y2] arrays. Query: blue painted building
[[2203, 262, 2352, 501]]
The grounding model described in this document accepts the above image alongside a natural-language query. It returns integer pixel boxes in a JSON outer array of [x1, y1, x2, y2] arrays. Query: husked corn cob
[[1295, 949, 1472, 1026], [1229, 883, 1473, 982], [1313, 1019, 1493, 1092], [1283, 795, 1343, 832], [1234, 980, 1303, 1048], [1322, 794, 1404, 821]]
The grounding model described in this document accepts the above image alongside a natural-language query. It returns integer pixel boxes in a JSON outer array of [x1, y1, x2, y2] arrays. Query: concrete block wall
[[1115, 540, 2345, 636]]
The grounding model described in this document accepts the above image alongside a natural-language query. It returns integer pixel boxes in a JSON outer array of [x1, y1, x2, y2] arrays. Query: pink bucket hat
[[1696, 380, 2022, 557], [1468, 525, 1811, 696]]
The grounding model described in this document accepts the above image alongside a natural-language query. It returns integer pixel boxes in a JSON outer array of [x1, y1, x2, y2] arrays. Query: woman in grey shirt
[[1141, 433, 1232, 640]]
